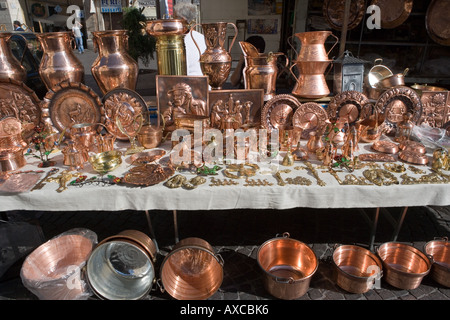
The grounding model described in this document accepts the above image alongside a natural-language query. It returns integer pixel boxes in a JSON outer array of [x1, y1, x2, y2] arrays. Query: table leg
[[391, 207, 408, 242], [144, 210, 159, 253], [173, 210, 179, 243], [369, 208, 380, 252]]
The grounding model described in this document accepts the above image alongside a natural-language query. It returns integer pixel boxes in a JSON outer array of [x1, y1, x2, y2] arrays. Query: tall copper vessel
[[290, 60, 332, 99], [289, 31, 338, 62], [240, 41, 288, 101], [36, 32, 85, 90], [91, 30, 139, 95], [191, 22, 238, 90], [145, 18, 189, 76], [0, 32, 26, 82]]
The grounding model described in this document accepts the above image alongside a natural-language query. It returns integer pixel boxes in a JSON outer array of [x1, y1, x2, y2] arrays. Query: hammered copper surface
[[398, 150, 429, 165], [323, 0, 365, 31], [377, 242, 431, 290], [371, 0, 413, 29], [371, 140, 399, 154], [399, 140, 426, 154], [289, 31, 338, 62], [123, 163, 174, 186], [328, 91, 369, 124], [0, 32, 26, 82], [290, 61, 332, 99], [292, 102, 328, 139], [424, 238, 450, 287], [332, 245, 383, 294], [261, 94, 300, 132], [160, 237, 223, 300], [426, 0, 450, 46], [129, 149, 166, 165]]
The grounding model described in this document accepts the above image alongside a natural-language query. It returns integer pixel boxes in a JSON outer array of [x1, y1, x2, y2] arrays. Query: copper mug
[[0, 32, 27, 82]]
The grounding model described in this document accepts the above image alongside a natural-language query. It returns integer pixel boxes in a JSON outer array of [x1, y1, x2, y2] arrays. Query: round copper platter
[[399, 140, 426, 154], [371, 140, 399, 154], [371, 0, 413, 29], [261, 94, 300, 132], [328, 91, 369, 124], [123, 163, 175, 186], [292, 102, 328, 139], [323, 0, 365, 31], [129, 149, 166, 165], [398, 150, 429, 165], [426, 0, 450, 46], [102, 88, 148, 141], [375, 86, 422, 132], [0, 79, 41, 139], [41, 81, 103, 135]]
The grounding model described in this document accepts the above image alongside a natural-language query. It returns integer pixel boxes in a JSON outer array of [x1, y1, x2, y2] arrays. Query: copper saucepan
[[367, 58, 393, 88], [379, 68, 409, 88], [424, 237, 450, 287]]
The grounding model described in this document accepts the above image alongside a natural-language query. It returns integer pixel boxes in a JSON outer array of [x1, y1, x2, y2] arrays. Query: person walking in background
[[13, 21, 24, 31], [72, 20, 84, 54]]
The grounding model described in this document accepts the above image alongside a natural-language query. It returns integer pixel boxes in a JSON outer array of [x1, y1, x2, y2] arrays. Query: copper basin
[[145, 19, 189, 36], [424, 238, 450, 287]]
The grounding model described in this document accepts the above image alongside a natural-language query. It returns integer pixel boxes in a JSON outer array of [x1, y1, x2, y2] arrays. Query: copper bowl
[[21, 234, 94, 300], [332, 244, 383, 294], [145, 18, 189, 36], [424, 238, 450, 287], [160, 237, 224, 300], [377, 242, 432, 290], [257, 232, 318, 300]]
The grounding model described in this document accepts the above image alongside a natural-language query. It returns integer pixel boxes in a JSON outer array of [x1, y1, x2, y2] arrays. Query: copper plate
[[323, 0, 365, 31], [129, 149, 166, 165], [399, 140, 426, 154], [398, 150, 429, 165], [371, 0, 413, 29], [371, 140, 399, 154], [0, 79, 41, 139], [328, 91, 369, 124], [41, 81, 103, 135], [123, 163, 175, 186], [375, 86, 422, 132], [426, 0, 450, 46], [261, 94, 300, 132], [292, 102, 328, 139], [102, 88, 148, 141]]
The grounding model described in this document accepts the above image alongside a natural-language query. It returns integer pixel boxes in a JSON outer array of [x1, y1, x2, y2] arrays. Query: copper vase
[[289, 31, 338, 62], [36, 32, 85, 90], [91, 30, 139, 95], [191, 22, 238, 89], [290, 60, 332, 98], [0, 33, 27, 82]]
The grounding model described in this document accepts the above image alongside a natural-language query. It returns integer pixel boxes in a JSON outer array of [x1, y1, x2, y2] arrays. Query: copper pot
[[91, 30, 139, 95], [367, 59, 393, 88], [160, 237, 224, 300], [377, 242, 432, 290], [424, 237, 450, 287], [379, 68, 409, 88], [66, 122, 102, 152], [289, 31, 339, 62], [332, 244, 383, 294], [0, 32, 27, 82], [36, 32, 85, 90], [290, 61, 332, 99], [257, 232, 318, 300]]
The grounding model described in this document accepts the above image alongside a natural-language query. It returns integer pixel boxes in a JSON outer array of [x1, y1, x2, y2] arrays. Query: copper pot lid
[[292, 102, 328, 139], [426, 0, 450, 46], [261, 94, 300, 132], [371, 140, 399, 154], [323, 0, 365, 31], [328, 91, 369, 125], [398, 150, 429, 165], [371, 0, 413, 29], [398, 140, 426, 154]]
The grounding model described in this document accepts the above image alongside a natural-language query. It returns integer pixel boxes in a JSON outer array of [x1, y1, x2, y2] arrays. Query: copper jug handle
[[287, 35, 298, 59], [190, 23, 203, 57], [226, 22, 238, 54], [289, 63, 299, 83], [327, 33, 339, 57]]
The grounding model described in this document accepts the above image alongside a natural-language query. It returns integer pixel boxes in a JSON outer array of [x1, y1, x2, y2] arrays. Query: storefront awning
[[33, 14, 70, 27]]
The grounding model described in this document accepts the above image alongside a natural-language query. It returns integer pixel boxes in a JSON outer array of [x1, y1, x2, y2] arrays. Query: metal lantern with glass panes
[[333, 51, 368, 94]]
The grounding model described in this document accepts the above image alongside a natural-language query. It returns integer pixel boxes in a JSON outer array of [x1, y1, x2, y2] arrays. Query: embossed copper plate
[[398, 150, 429, 165], [41, 81, 103, 135], [292, 102, 328, 139], [261, 94, 300, 132], [102, 88, 148, 141], [375, 86, 422, 132], [371, 140, 399, 154], [328, 91, 369, 124], [129, 149, 166, 165], [0, 79, 41, 139], [323, 0, 365, 31], [399, 140, 426, 154], [123, 163, 175, 186], [371, 0, 413, 29], [426, 0, 450, 46]]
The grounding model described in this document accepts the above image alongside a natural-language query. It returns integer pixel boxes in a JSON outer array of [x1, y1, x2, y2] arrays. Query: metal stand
[[144, 210, 159, 253], [173, 209, 179, 243]]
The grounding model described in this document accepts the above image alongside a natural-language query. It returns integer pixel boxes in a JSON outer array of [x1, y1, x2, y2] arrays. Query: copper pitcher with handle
[[36, 32, 84, 90], [191, 22, 238, 89], [290, 60, 332, 99], [91, 30, 139, 95], [289, 31, 338, 62], [0, 32, 27, 82]]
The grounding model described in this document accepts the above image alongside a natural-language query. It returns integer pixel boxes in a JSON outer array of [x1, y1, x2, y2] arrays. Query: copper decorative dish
[[398, 140, 426, 154], [398, 150, 429, 165], [323, 0, 365, 31], [426, 0, 450, 46], [41, 81, 103, 135], [375, 86, 422, 132], [129, 149, 167, 165], [371, 0, 413, 29], [371, 140, 399, 154], [102, 88, 148, 141], [123, 163, 175, 186], [327, 91, 369, 124], [261, 94, 300, 132], [292, 102, 328, 139]]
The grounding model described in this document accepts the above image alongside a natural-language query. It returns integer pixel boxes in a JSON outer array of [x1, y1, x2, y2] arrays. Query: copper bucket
[[256, 232, 318, 300], [20, 234, 94, 300], [0, 32, 27, 82], [424, 237, 450, 287], [332, 244, 383, 294], [160, 237, 224, 300], [377, 242, 432, 290]]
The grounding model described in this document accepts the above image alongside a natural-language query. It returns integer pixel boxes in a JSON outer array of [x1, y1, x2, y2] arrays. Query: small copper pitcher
[[0, 33, 27, 82]]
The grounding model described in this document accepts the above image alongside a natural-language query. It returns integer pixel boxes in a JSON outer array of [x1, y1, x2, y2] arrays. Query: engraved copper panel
[[371, 0, 413, 29], [328, 91, 369, 125], [416, 89, 449, 128], [261, 94, 301, 132], [426, 0, 450, 46], [292, 102, 328, 139], [323, 0, 365, 31]]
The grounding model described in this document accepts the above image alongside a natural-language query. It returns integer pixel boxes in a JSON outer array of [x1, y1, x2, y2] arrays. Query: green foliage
[[121, 7, 155, 67]]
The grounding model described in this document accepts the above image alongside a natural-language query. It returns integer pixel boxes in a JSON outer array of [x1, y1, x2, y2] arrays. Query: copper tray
[[123, 163, 175, 186], [102, 88, 148, 141], [426, 0, 450, 46], [0, 79, 41, 139], [371, 140, 399, 154], [41, 81, 103, 135], [261, 94, 300, 132], [323, 0, 365, 31], [327, 91, 369, 124], [398, 150, 429, 165], [371, 0, 413, 29], [375, 86, 422, 132], [292, 102, 328, 139], [129, 149, 166, 165]]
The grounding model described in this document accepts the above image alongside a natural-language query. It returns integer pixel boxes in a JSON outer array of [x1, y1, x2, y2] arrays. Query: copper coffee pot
[[0, 32, 27, 82], [36, 32, 85, 90], [91, 30, 139, 95]]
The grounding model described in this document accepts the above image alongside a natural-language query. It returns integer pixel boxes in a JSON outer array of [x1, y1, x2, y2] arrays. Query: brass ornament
[[285, 176, 312, 186], [30, 168, 60, 191], [47, 170, 81, 193], [244, 178, 273, 187], [165, 174, 206, 189], [362, 169, 399, 186], [116, 113, 144, 156], [209, 177, 239, 186], [223, 163, 259, 179], [383, 162, 406, 173], [304, 161, 326, 186], [358, 153, 396, 162]]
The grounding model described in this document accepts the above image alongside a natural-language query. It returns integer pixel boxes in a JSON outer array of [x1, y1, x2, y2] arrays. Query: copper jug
[[191, 22, 238, 89], [289, 31, 338, 62], [91, 30, 139, 95], [240, 42, 289, 101], [36, 32, 85, 90], [0, 33, 26, 82], [290, 60, 332, 99]]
